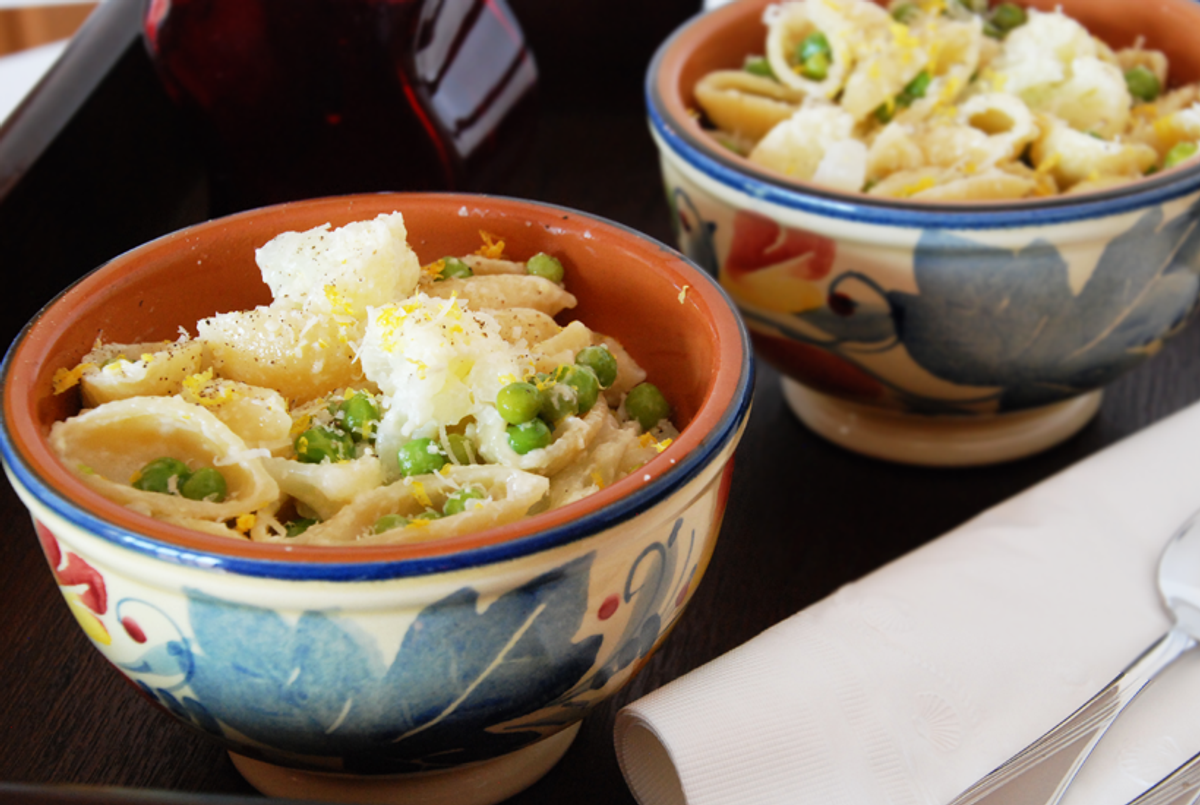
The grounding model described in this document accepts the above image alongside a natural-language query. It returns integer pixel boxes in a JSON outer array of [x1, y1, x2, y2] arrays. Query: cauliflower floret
[[989, 9, 1100, 96], [750, 99, 860, 182], [988, 10, 1130, 137], [360, 293, 538, 472], [256, 212, 421, 317]]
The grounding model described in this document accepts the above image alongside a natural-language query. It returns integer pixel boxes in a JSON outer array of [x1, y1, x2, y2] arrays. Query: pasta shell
[[598, 334, 647, 406], [765, 1, 844, 97], [459, 254, 529, 275], [179, 374, 293, 453], [273, 465, 549, 546], [475, 400, 611, 476], [262, 455, 387, 522], [197, 306, 366, 405], [49, 396, 279, 522], [694, 69, 804, 141], [546, 414, 642, 509], [75, 339, 204, 408], [1031, 117, 1157, 189], [532, 320, 594, 374], [423, 274, 578, 317], [490, 307, 563, 347]]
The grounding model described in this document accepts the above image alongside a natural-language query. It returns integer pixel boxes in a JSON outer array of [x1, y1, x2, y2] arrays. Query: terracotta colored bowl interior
[[655, 0, 1200, 204], [4, 193, 746, 564]]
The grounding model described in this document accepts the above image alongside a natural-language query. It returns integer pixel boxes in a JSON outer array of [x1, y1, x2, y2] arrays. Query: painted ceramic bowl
[[647, 0, 1200, 466], [0, 194, 752, 805]]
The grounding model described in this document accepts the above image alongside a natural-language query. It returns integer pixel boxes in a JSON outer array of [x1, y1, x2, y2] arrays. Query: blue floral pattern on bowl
[[668, 175, 1200, 415], [68, 515, 705, 774]]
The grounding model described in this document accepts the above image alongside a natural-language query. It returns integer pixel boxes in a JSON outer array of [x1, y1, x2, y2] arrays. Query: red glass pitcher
[[142, 0, 538, 211]]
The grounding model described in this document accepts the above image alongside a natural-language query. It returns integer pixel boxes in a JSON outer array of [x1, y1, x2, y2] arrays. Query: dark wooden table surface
[[3, 2, 1200, 803]]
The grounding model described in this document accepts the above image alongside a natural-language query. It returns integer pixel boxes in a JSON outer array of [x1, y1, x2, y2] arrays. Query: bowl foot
[[782, 379, 1102, 467], [229, 722, 581, 805]]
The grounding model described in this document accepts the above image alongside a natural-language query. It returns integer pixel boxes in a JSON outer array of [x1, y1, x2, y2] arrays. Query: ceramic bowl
[[0, 194, 753, 805], [647, 0, 1200, 466]]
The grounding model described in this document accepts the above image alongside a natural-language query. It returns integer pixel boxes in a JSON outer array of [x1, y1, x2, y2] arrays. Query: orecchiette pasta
[[695, 0, 1200, 199], [50, 213, 678, 545]]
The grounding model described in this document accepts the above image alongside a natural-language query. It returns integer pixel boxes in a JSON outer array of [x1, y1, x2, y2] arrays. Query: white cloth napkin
[[615, 400, 1200, 805]]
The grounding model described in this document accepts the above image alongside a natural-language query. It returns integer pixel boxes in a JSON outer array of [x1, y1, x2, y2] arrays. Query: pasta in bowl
[[647, 0, 1200, 465], [0, 194, 752, 805]]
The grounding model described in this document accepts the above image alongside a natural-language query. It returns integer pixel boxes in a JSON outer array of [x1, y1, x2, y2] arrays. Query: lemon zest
[[422, 258, 447, 279], [412, 481, 433, 508], [52, 363, 95, 394], [475, 231, 505, 259], [290, 413, 314, 439], [901, 176, 937, 196], [1036, 152, 1062, 175]]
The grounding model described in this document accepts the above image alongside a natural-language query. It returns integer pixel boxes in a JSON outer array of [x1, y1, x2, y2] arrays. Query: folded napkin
[[615, 400, 1200, 805]]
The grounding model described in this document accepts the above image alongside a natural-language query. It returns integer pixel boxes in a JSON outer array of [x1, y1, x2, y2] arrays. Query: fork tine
[[1127, 751, 1200, 805]]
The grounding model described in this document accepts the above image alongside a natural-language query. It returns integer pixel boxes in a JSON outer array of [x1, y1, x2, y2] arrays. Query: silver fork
[[1127, 752, 1200, 805], [946, 510, 1200, 805]]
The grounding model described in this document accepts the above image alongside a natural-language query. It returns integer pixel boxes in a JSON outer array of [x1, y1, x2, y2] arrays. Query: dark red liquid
[[142, 0, 538, 211]]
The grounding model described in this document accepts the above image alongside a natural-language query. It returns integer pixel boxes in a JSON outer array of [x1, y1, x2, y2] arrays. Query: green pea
[[795, 33, 832, 80], [539, 376, 579, 423], [295, 425, 355, 464], [132, 457, 191, 494], [890, 2, 918, 23], [797, 31, 831, 63], [438, 257, 473, 280], [337, 392, 380, 442], [373, 513, 410, 534], [743, 55, 775, 79], [1164, 142, 1199, 170], [564, 364, 600, 415], [412, 509, 443, 522], [901, 70, 931, 102], [1125, 65, 1161, 103], [626, 383, 671, 432], [576, 345, 618, 388], [285, 517, 318, 537], [444, 487, 486, 516], [397, 437, 449, 476], [496, 381, 543, 424], [989, 2, 1027, 33], [446, 433, 476, 465], [875, 70, 931, 123], [526, 252, 565, 283], [801, 51, 830, 81], [180, 467, 227, 502], [507, 418, 553, 454]]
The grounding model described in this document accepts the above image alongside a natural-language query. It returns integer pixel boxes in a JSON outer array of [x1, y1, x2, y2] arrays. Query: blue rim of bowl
[[0, 200, 755, 583], [645, 22, 1200, 230]]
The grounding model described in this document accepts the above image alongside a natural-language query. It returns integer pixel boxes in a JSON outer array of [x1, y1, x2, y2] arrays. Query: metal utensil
[[1127, 751, 1200, 805], [947, 509, 1200, 805]]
